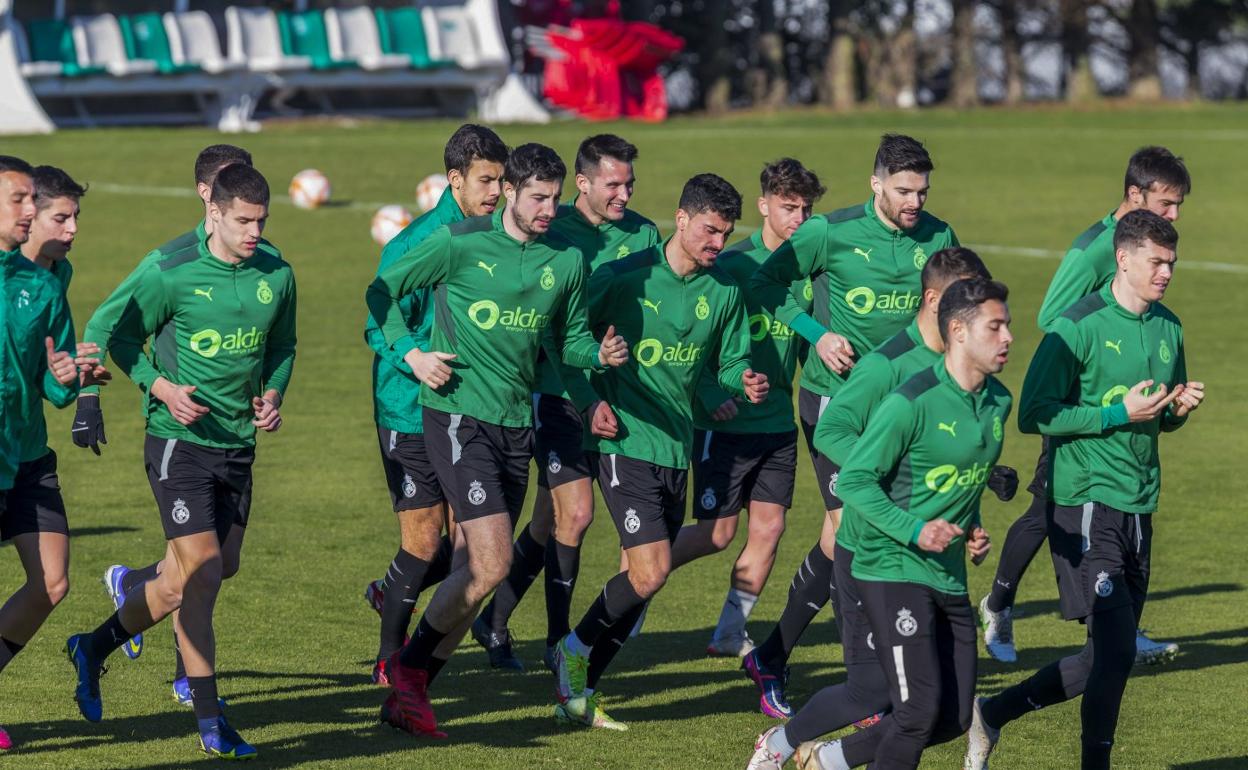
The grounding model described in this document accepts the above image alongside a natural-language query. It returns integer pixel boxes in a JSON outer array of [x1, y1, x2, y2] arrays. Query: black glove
[[987, 464, 1018, 502], [71, 394, 107, 455]]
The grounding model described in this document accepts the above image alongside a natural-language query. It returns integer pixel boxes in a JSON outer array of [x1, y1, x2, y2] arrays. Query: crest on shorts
[[256, 279, 274, 305], [695, 295, 710, 320], [171, 498, 191, 525], [1094, 570, 1114, 598], [895, 607, 918, 637], [540, 265, 556, 291], [548, 451, 562, 475], [913, 247, 928, 270], [1159, 339, 1172, 364], [701, 487, 717, 511], [624, 508, 641, 534], [468, 480, 487, 506], [402, 474, 417, 498], [828, 472, 839, 496], [993, 416, 1003, 442]]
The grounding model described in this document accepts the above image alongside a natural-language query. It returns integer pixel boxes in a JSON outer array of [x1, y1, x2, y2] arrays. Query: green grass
[[2, 105, 1247, 768]]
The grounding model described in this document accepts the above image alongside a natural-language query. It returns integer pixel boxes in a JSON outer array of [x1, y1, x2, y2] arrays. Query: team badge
[[547, 451, 562, 475], [695, 295, 710, 320], [913, 246, 927, 269], [1094, 570, 1114, 598], [468, 480, 487, 506], [701, 487, 717, 511], [616, 245, 631, 259], [803, 279, 813, 302], [828, 472, 839, 496], [16, 289, 31, 309], [256, 279, 274, 305], [540, 265, 556, 291], [1159, 339, 1172, 364], [895, 607, 918, 637], [993, 416, 1003, 442], [171, 498, 191, 525], [624, 508, 641, 534], [402, 474, 417, 498]]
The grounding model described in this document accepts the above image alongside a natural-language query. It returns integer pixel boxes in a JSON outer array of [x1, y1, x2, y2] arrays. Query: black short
[[376, 425, 445, 512], [0, 451, 68, 541], [598, 453, 687, 549], [144, 435, 254, 542], [832, 544, 876, 666], [1048, 501, 1151, 622], [423, 407, 532, 525], [798, 387, 842, 510], [533, 393, 594, 489], [691, 428, 797, 519], [1025, 435, 1050, 498]]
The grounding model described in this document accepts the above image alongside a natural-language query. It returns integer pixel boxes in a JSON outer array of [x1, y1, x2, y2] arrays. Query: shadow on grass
[[1013, 581, 1243, 620], [0, 525, 139, 547], [1170, 759, 1248, 769]]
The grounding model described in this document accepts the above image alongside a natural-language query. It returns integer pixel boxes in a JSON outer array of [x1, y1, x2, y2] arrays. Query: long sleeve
[[1161, 328, 1189, 433], [262, 275, 298, 397], [748, 218, 828, 345], [550, 258, 603, 374], [837, 395, 926, 547], [1038, 251, 1102, 331], [40, 286, 79, 408], [365, 227, 453, 358], [1019, 323, 1127, 436], [555, 264, 612, 412], [813, 354, 894, 467], [713, 287, 752, 399], [110, 262, 172, 393], [80, 252, 157, 396]]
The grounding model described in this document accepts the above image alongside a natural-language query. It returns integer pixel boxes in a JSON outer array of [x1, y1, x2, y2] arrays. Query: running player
[[472, 134, 660, 671], [365, 125, 508, 686], [662, 158, 824, 657], [65, 164, 296, 760], [966, 211, 1202, 770], [366, 143, 628, 738], [744, 134, 959, 717], [552, 173, 769, 731], [979, 146, 1191, 665]]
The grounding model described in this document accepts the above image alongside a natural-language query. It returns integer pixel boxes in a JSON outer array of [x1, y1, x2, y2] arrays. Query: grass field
[[2, 105, 1247, 769]]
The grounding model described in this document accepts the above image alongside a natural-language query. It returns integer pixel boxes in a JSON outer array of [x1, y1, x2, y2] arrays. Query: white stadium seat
[[325, 7, 408, 71], [164, 11, 240, 74], [71, 14, 159, 76], [422, 0, 508, 71], [225, 7, 311, 72]]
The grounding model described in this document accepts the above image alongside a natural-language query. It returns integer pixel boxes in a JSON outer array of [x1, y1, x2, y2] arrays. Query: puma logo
[[853, 247, 872, 261], [477, 261, 497, 277], [1105, 339, 1122, 355], [938, 421, 957, 437], [641, 298, 661, 315], [194, 288, 213, 301]]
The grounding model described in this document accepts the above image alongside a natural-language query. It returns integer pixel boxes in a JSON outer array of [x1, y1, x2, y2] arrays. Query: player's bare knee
[[709, 525, 736, 553], [628, 564, 670, 598], [753, 515, 786, 545], [44, 573, 70, 606]]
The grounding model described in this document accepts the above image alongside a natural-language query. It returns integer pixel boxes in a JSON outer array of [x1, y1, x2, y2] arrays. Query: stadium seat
[[422, 3, 507, 71], [162, 11, 240, 74], [278, 9, 353, 71], [70, 14, 159, 76], [374, 7, 436, 70], [225, 7, 311, 72], [119, 13, 198, 74], [22, 17, 102, 77], [10, 18, 64, 78], [325, 7, 408, 71]]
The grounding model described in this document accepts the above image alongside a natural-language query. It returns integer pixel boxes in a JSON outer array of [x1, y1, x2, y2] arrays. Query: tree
[[1060, 0, 1098, 102], [950, 0, 980, 107], [1125, 0, 1163, 99], [821, 0, 858, 109]]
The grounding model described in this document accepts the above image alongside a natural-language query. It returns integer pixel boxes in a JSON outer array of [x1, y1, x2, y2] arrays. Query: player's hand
[[815, 332, 855, 374], [1171, 380, 1205, 417], [71, 394, 107, 455], [252, 391, 282, 433], [598, 325, 629, 367], [916, 519, 963, 553], [968, 526, 992, 565], [711, 398, 739, 421], [588, 400, 618, 438], [46, 337, 78, 385], [1123, 379, 1184, 423], [405, 348, 456, 389], [742, 369, 769, 404], [153, 377, 210, 426], [987, 465, 1019, 502]]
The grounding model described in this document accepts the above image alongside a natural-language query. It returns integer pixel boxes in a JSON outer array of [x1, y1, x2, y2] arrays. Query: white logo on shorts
[[623, 508, 641, 534], [828, 472, 839, 496], [548, 451, 562, 475], [171, 498, 191, 525], [895, 607, 918, 637], [867, 632, 875, 651], [701, 487, 717, 511], [1094, 570, 1114, 598], [402, 474, 417, 498], [468, 480, 487, 506]]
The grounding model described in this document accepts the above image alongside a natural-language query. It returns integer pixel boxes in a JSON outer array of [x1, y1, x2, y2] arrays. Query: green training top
[[111, 233, 297, 448], [583, 242, 753, 469], [1019, 283, 1187, 514], [693, 230, 811, 434], [750, 198, 958, 397], [365, 187, 463, 435], [814, 320, 940, 551], [1, 249, 79, 476], [841, 360, 1011, 595], [1037, 211, 1117, 331], [535, 199, 661, 407], [366, 208, 603, 429]]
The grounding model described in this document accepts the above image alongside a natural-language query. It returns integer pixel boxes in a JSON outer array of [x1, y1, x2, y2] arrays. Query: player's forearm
[[696, 373, 732, 413], [262, 349, 296, 397], [365, 325, 417, 373], [41, 371, 79, 408], [838, 470, 924, 546], [560, 336, 605, 372], [110, 337, 159, 391], [1018, 398, 1123, 436], [364, 281, 414, 349]]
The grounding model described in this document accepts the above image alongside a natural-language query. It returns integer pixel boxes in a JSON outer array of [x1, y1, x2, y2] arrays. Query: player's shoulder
[[1058, 289, 1110, 326], [896, 365, 941, 403], [617, 208, 659, 234], [249, 248, 292, 279], [8, 252, 61, 297], [446, 213, 494, 237], [984, 375, 1013, 407], [155, 240, 202, 273], [600, 245, 659, 277], [1069, 213, 1114, 253], [149, 226, 201, 259], [701, 261, 741, 293], [875, 326, 919, 362], [819, 203, 866, 229], [912, 209, 954, 238], [1147, 299, 1181, 328], [256, 238, 283, 261]]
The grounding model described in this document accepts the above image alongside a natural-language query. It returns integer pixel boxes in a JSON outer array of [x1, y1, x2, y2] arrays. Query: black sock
[[379, 549, 433, 660], [0, 637, 24, 673], [186, 675, 221, 721], [573, 571, 645, 648], [399, 616, 449, 670], [174, 630, 187, 681], [426, 655, 449, 685], [755, 543, 833, 667], [586, 601, 646, 689], [420, 536, 454, 591], [87, 612, 133, 661], [544, 539, 581, 646], [987, 494, 1049, 612], [121, 562, 160, 595], [485, 526, 546, 633]]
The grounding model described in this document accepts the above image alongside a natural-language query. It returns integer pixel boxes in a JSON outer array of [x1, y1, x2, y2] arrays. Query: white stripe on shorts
[[1080, 501, 1094, 554], [818, 395, 831, 420], [389, 429, 397, 453], [893, 645, 910, 703], [448, 414, 463, 465], [701, 430, 714, 462], [609, 454, 620, 487], [158, 439, 178, 481]]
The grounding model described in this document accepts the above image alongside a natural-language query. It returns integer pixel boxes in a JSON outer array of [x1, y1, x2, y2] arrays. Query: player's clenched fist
[[45, 337, 77, 385], [1171, 380, 1205, 417], [252, 390, 283, 432], [917, 519, 963, 553], [588, 400, 618, 438], [742, 368, 769, 404], [968, 526, 992, 565], [598, 324, 629, 367], [405, 348, 456, 389]]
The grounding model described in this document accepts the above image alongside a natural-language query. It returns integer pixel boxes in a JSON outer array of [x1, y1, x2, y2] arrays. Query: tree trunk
[[998, 0, 1025, 104], [698, 0, 733, 112], [820, 0, 857, 109], [1061, 0, 1098, 103], [950, 0, 979, 107], [1184, 43, 1203, 100], [893, 2, 918, 108], [1127, 0, 1163, 100]]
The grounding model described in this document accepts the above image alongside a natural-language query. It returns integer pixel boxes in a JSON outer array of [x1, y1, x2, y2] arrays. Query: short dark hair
[[504, 143, 566, 191], [211, 163, 269, 208], [575, 134, 638, 177], [32, 165, 87, 210], [873, 134, 933, 178], [938, 277, 1010, 344], [1114, 209, 1178, 253], [921, 247, 991, 293], [444, 124, 509, 177], [760, 158, 826, 204], [1124, 146, 1191, 197], [0, 155, 34, 177], [195, 144, 252, 186], [678, 173, 742, 222]]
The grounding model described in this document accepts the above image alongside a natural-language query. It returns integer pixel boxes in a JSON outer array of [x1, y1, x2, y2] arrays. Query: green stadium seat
[[278, 10, 355, 70], [119, 13, 199, 74], [25, 18, 104, 77], [375, 7, 436, 70]]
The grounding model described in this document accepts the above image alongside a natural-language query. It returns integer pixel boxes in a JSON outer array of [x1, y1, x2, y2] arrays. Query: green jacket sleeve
[[262, 275, 297, 397], [365, 227, 452, 358], [713, 286, 752, 399], [1037, 250, 1099, 331], [41, 286, 80, 408], [838, 394, 926, 546], [696, 370, 734, 413], [551, 257, 603, 374], [80, 250, 157, 396], [1161, 327, 1189, 433], [947, 226, 960, 248], [814, 354, 891, 467], [556, 263, 611, 412], [110, 262, 173, 394], [748, 218, 828, 346], [1019, 322, 1127, 436]]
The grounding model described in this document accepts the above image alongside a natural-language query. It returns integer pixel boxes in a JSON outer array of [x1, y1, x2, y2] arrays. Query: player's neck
[[1112, 199, 1136, 221], [575, 195, 608, 227], [663, 238, 698, 277], [760, 223, 785, 252], [19, 243, 54, 270], [944, 350, 986, 393], [1110, 275, 1149, 315], [202, 205, 215, 236], [502, 209, 537, 243], [917, 311, 944, 354], [206, 234, 244, 265], [872, 195, 903, 232]]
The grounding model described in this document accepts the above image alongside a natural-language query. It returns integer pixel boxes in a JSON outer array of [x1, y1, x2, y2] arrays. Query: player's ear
[[757, 196, 769, 219], [576, 173, 591, 196], [196, 181, 212, 204], [674, 208, 688, 232], [870, 175, 883, 196], [447, 168, 463, 191]]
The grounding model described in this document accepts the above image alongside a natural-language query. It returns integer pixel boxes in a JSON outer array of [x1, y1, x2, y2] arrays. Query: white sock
[[816, 739, 850, 770], [713, 588, 759, 640], [765, 726, 796, 763], [565, 631, 591, 657]]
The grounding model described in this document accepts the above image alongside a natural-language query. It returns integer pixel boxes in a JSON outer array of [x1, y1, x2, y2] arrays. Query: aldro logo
[[189, 327, 266, 358], [633, 338, 702, 368], [467, 300, 549, 333], [844, 286, 921, 316], [749, 313, 794, 342], [924, 462, 991, 493]]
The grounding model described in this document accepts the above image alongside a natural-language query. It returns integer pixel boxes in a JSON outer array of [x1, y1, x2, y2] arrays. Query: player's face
[[871, 170, 929, 231], [577, 158, 634, 222], [453, 159, 504, 217], [0, 171, 36, 250], [30, 196, 80, 261], [1139, 183, 1185, 223], [210, 197, 268, 259], [505, 177, 561, 237], [1118, 238, 1176, 303], [760, 193, 812, 242], [963, 299, 1013, 375], [676, 209, 734, 269]]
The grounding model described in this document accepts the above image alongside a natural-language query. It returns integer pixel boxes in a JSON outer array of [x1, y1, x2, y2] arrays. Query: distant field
[[1, 105, 1245, 768]]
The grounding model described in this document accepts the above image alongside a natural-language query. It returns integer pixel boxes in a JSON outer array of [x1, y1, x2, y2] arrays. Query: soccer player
[[552, 173, 770, 731], [472, 134, 660, 671], [366, 143, 628, 738], [979, 146, 1191, 665], [744, 134, 959, 717], [364, 125, 508, 686], [966, 211, 1202, 770], [661, 158, 824, 658], [745, 248, 1000, 768], [65, 164, 296, 760]]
